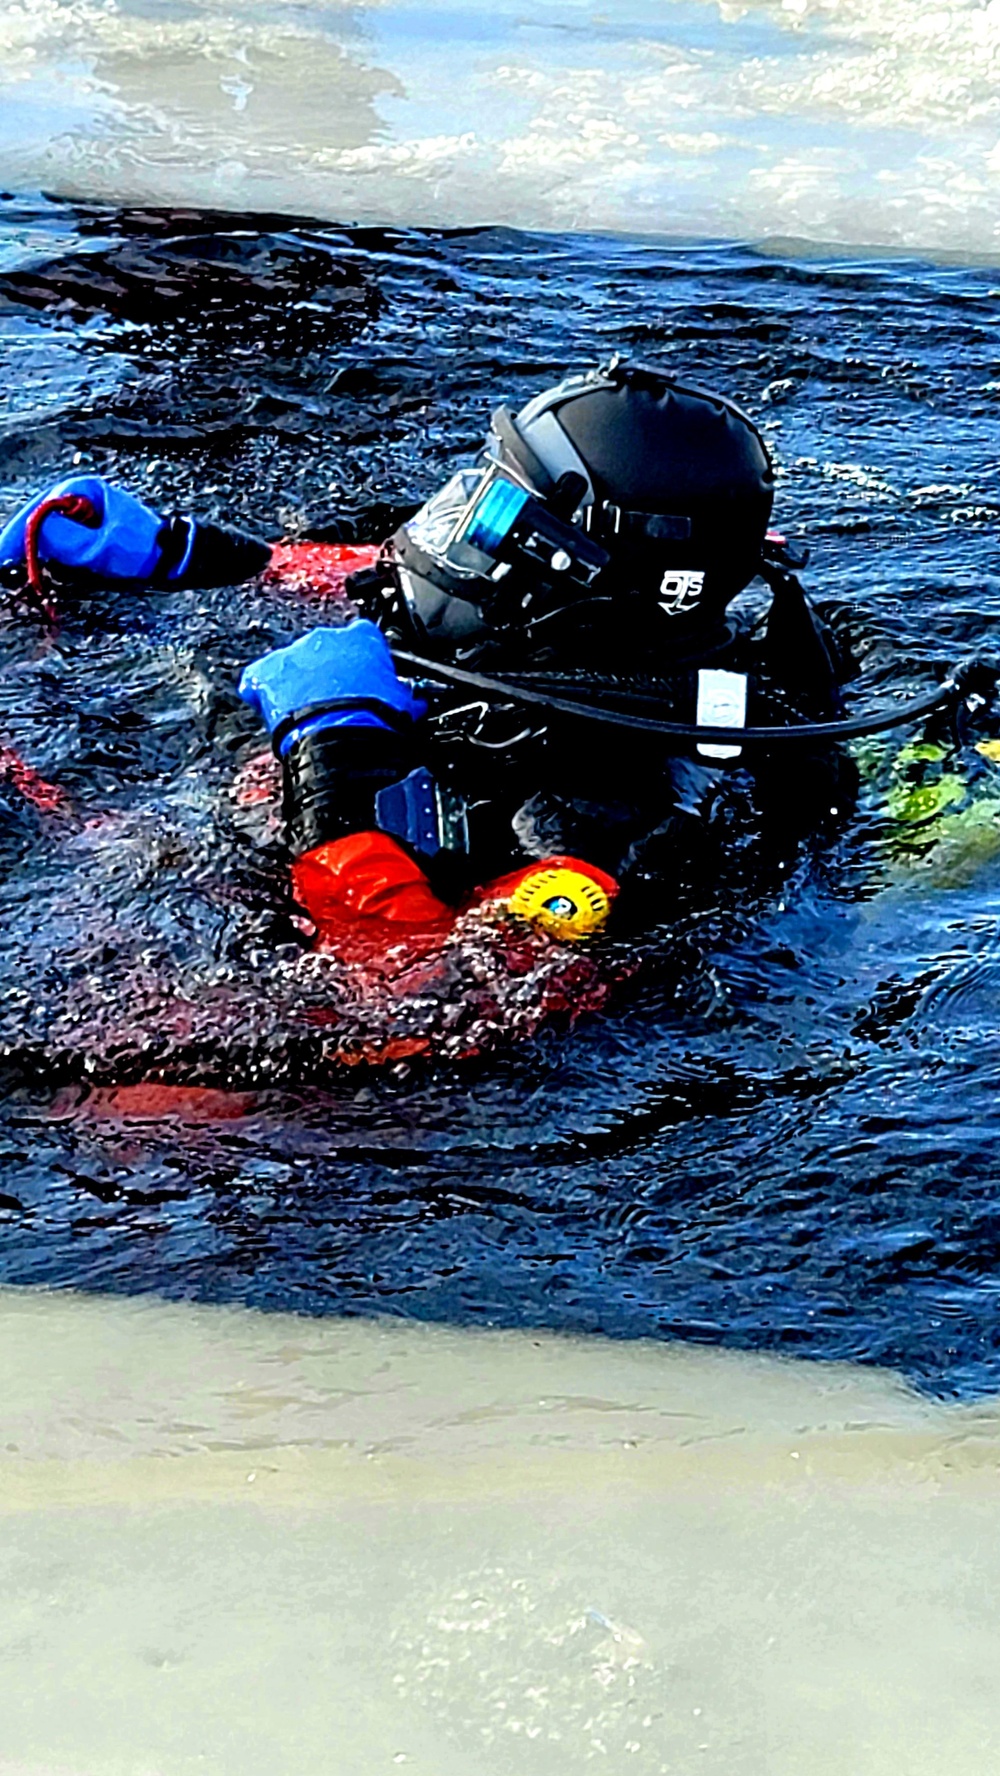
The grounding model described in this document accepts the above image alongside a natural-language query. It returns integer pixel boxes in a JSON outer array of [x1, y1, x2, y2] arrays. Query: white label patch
[[658, 568, 705, 615], [696, 668, 747, 760]]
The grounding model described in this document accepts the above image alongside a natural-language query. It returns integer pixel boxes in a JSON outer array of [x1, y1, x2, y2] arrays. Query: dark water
[[2, 192, 1000, 1395]]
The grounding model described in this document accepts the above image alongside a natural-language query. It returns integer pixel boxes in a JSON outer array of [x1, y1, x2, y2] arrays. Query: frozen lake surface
[[3, 1288, 1000, 1775], [1, 0, 999, 254]]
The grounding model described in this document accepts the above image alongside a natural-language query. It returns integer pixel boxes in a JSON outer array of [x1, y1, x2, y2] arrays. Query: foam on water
[[0, 0, 998, 255], [2, 1285, 1000, 1774]]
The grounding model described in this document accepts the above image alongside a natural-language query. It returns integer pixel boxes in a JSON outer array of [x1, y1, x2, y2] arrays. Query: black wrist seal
[[155, 517, 272, 590], [282, 723, 413, 857]]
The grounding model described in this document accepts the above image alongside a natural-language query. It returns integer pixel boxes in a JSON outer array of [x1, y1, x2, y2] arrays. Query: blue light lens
[[461, 477, 529, 555]]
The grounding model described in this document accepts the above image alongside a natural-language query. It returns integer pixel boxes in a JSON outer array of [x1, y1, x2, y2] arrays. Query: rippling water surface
[[2, 196, 1000, 1396]]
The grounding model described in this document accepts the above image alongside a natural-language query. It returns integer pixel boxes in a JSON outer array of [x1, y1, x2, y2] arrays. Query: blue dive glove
[[239, 621, 465, 873], [0, 473, 271, 592], [238, 621, 427, 757], [0, 475, 180, 583]]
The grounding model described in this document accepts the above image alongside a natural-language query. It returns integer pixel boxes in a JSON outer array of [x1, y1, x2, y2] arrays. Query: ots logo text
[[659, 569, 705, 615]]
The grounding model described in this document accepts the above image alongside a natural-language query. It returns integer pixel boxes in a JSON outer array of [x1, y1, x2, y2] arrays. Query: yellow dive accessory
[[507, 864, 612, 941]]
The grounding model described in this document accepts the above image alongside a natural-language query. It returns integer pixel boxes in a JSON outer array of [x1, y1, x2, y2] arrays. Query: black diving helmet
[[390, 359, 776, 648]]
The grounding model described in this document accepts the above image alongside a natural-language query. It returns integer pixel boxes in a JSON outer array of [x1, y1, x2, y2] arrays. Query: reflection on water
[[2, 1287, 1000, 1774], [0, 0, 999, 252]]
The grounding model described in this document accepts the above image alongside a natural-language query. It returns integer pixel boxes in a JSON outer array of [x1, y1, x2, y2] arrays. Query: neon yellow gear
[[507, 865, 612, 941]]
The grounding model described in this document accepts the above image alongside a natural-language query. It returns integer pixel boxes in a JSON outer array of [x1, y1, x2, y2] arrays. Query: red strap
[[22, 493, 100, 626]]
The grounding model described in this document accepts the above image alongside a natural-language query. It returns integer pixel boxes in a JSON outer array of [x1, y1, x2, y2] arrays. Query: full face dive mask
[[394, 459, 610, 642]]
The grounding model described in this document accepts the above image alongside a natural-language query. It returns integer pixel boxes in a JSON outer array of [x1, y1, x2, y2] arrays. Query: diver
[[0, 358, 981, 969], [235, 359, 856, 946]]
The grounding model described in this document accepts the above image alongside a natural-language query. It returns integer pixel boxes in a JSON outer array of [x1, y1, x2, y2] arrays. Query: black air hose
[[391, 650, 998, 748]]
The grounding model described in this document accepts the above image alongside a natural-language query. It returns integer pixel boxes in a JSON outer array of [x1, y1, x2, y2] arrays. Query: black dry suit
[[348, 362, 855, 917]]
